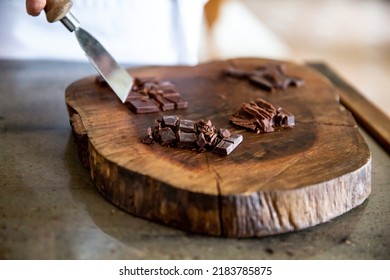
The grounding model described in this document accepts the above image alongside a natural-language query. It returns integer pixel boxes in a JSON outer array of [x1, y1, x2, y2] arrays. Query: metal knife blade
[[45, 0, 132, 103]]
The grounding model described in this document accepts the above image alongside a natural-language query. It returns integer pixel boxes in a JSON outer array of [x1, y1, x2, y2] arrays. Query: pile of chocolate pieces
[[230, 98, 295, 133], [95, 75, 187, 113], [225, 64, 304, 92], [142, 115, 243, 155], [125, 77, 188, 113]]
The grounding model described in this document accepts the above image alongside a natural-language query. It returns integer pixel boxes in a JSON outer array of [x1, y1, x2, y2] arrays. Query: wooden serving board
[[65, 58, 371, 237]]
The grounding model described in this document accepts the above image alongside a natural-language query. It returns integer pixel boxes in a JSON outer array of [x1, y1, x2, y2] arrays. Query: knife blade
[[44, 0, 132, 103]]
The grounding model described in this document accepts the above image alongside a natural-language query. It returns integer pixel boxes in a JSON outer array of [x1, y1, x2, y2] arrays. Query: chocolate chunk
[[179, 119, 196, 133], [141, 127, 154, 145], [164, 95, 188, 109], [224, 63, 304, 92], [196, 133, 207, 150], [274, 107, 295, 127], [159, 127, 177, 146], [213, 134, 242, 156], [196, 119, 216, 136], [218, 128, 231, 139], [177, 131, 197, 148], [126, 98, 160, 114], [162, 115, 179, 129], [126, 91, 147, 100], [154, 95, 175, 111]]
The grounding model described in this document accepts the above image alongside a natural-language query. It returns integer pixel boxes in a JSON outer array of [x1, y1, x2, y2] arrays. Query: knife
[[44, 0, 133, 103]]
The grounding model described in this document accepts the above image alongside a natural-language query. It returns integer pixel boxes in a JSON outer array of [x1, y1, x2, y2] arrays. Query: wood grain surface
[[65, 58, 371, 237]]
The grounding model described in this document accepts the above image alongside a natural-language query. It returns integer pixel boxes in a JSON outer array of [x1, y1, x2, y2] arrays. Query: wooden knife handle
[[45, 0, 73, 22]]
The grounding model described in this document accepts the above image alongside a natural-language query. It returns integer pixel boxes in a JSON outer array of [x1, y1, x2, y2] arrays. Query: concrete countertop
[[0, 59, 389, 259]]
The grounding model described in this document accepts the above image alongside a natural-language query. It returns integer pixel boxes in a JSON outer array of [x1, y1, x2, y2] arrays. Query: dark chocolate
[[159, 127, 177, 146], [164, 95, 188, 109], [230, 98, 294, 133], [213, 134, 243, 156], [225, 63, 304, 92], [142, 115, 242, 155], [154, 95, 175, 111], [162, 115, 179, 129], [177, 131, 198, 148], [126, 98, 160, 114], [179, 119, 196, 133], [128, 77, 188, 113]]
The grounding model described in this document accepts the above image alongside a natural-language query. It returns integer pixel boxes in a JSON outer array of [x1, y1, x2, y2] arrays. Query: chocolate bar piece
[[274, 107, 295, 127], [177, 131, 197, 148], [126, 91, 147, 100], [126, 98, 160, 114], [154, 95, 175, 111], [213, 134, 243, 156], [179, 119, 196, 133], [128, 77, 188, 113], [162, 115, 179, 129], [165, 95, 188, 109], [159, 127, 176, 146]]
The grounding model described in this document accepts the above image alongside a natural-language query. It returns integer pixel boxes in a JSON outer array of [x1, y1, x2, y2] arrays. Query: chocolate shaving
[[225, 63, 304, 92], [142, 115, 242, 155], [230, 98, 294, 133]]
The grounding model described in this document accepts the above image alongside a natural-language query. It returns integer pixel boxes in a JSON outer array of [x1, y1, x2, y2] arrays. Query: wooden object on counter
[[307, 62, 390, 153], [65, 58, 371, 237]]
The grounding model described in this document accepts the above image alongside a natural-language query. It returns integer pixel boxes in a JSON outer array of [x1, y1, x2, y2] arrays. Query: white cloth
[[0, 0, 207, 65]]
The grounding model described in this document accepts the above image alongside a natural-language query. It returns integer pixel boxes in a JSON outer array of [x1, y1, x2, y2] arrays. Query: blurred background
[[200, 0, 390, 117]]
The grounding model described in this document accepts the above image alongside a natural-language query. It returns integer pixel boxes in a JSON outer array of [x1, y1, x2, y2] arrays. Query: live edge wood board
[[65, 58, 371, 237]]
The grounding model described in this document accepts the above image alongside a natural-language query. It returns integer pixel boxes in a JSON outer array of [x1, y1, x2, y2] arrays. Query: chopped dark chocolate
[[164, 95, 188, 109], [213, 134, 243, 156], [225, 63, 304, 92], [142, 115, 242, 155], [230, 98, 294, 133], [154, 95, 175, 111], [126, 91, 147, 100], [162, 115, 179, 129], [177, 131, 198, 148], [126, 77, 188, 113], [274, 107, 295, 127], [196, 133, 207, 150], [159, 127, 177, 146], [218, 128, 231, 139], [179, 119, 196, 133], [141, 127, 154, 145], [126, 98, 160, 114]]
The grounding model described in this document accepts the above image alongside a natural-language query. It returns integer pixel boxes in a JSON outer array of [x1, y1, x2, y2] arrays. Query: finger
[[26, 0, 46, 16]]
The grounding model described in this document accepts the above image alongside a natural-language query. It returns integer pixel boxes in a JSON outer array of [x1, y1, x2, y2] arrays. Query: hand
[[26, 0, 47, 16]]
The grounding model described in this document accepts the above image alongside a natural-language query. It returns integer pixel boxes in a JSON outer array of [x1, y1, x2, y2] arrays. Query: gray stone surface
[[0, 60, 389, 259]]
